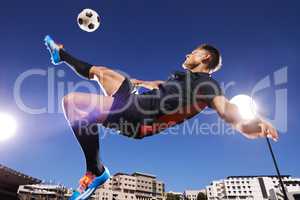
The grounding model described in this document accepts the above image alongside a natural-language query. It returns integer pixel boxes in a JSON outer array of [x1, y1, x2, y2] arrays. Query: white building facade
[[94, 172, 165, 200], [206, 175, 300, 200], [184, 189, 206, 200], [166, 191, 184, 200], [18, 184, 71, 200]]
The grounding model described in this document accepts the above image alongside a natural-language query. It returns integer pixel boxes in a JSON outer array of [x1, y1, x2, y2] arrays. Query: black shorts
[[102, 78, 158, 139]]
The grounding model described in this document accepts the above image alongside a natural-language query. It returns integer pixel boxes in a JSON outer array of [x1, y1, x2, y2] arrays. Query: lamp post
[[265, 137, 289, 200]]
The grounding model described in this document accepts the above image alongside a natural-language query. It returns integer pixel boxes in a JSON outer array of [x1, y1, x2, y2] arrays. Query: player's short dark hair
[[198, 44, 222, 72]]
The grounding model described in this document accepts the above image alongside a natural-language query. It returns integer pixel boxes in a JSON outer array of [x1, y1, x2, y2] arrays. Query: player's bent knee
[[62, 93, 78, 112], [61, 94, 73, 118]]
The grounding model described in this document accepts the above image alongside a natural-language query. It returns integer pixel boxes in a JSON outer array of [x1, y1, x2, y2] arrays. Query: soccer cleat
[[69, 167, 110, 200], [44, 35, 64, 65]]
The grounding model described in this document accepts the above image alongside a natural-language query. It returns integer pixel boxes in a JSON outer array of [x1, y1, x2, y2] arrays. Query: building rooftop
[[0, 164, 41, 186], [226, 175, 291, 179], [114, 172, 157, 179], [114, 172, 131, 177], [18, 184, 68, 195], [132, 172, 156, 179]]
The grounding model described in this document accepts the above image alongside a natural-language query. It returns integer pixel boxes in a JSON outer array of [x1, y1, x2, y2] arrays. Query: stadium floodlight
[[0, 112, 17, 142]]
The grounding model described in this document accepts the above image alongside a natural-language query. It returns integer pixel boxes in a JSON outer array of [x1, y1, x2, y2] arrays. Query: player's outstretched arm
[[211, 96, 279, 141]]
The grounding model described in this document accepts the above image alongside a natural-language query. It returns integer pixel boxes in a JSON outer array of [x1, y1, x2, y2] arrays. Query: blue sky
[[0, 0, 299, 192]]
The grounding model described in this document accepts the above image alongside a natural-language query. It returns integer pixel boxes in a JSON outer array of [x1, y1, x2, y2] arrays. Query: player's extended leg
[[44, 35, 93, 79], [44, 35, 127, 96], [62, 92, 113, 200]]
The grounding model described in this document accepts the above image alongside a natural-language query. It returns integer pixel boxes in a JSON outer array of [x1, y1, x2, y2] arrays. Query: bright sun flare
[[230, 95, 258, 120], [0, 112, 17, 141]]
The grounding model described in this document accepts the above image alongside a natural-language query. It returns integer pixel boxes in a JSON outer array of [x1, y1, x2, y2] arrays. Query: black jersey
[[103, 70, 224, 138], [136, 70, 224, 116]]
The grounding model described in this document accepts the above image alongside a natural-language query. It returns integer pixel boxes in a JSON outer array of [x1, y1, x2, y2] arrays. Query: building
[[0, 164, 41, 200], [94, 172, 165, 200], [18, 184, 72, 200], [184, 189, 206, 200], [206, 175, 300, 200], [166, 191, 184, 200], [269, 179, 300, 200]]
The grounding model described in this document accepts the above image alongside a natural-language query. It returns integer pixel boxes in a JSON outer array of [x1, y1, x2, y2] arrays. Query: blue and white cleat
[[69, 167, 110, 200], [44, 35, 64, 65]]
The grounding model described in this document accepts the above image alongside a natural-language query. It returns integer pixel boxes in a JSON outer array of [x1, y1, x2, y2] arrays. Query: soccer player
[[44, 35, 278, 200]]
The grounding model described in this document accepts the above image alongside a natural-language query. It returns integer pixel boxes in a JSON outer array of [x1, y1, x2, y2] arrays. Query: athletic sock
[[59, 49, 93, 79], [72, 121, 105, 176]]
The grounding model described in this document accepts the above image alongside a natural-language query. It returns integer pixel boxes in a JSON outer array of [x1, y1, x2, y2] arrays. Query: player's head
[[182, 44, 222, 74]]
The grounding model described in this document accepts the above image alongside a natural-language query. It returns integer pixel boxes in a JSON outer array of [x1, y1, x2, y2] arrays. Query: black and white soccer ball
[[77, 8, 101, 32]]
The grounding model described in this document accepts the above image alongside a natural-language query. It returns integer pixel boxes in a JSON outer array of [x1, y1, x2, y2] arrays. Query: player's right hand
[[241, 119, 279, 141]]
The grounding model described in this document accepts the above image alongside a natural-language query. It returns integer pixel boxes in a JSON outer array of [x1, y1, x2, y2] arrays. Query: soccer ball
[[77, 8, 101, 32]]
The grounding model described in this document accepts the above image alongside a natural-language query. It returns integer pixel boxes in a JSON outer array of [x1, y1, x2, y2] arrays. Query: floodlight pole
[[266, 137, 289, 200]]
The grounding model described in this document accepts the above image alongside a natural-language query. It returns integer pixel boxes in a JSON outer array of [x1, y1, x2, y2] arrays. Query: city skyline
[[2, 162, 300, 199], [3, 162, 300, 193]]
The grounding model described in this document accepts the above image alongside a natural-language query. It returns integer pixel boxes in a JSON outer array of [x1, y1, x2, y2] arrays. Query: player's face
[[182, 49, 208, 69]]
